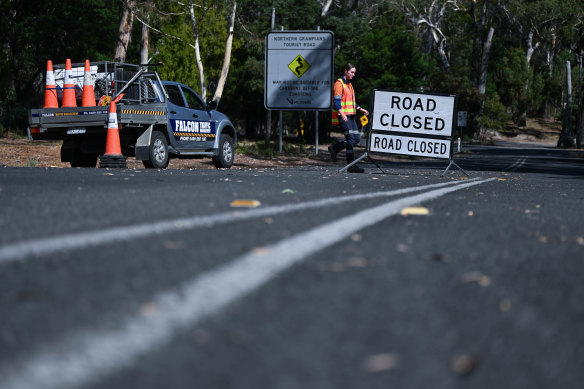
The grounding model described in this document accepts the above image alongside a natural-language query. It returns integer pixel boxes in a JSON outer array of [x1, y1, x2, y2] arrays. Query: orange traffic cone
[[61, 58, 77, 107], [99, 94, 127, 168], [81, 59, 96, 107], [43, 60, 59, 108]]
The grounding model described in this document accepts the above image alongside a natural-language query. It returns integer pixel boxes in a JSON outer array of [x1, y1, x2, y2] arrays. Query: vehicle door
[[165, 84, 216, 149]]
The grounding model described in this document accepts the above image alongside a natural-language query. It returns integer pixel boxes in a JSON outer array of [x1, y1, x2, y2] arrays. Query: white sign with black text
[[264, 31, 334, 110], [370, 90, 456, 159], [372, 90, 455, 136], [370, 133, 451, 159]]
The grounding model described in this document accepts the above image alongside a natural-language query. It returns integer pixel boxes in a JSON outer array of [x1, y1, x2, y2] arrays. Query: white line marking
[[0, 178, 483, 264], [504, 155, 527, 172], [0, 178, 496, 389]]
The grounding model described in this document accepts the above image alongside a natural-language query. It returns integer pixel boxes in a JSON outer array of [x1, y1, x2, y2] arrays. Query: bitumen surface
[[0, 143, 583, 389]]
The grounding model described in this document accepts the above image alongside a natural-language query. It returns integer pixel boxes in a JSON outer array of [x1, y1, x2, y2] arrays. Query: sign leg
[[441, 160, 469, 177], [338, 152, 385, 174]]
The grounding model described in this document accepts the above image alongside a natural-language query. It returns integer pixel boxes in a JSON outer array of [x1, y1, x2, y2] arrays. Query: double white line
[[504, 155, 528, 172], [0, 177, 496, 389]]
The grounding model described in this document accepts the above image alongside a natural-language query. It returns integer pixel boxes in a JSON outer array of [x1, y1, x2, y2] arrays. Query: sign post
[[457, 110, 467, 153], [363, 89, 468, 176], [265, 30, 334, 154]]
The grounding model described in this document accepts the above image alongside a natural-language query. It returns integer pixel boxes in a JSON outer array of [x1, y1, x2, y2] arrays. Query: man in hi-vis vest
[[329, 63, 369, 173]]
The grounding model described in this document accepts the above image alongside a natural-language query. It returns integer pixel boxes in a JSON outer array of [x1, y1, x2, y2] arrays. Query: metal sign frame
[[264, 30, 334, 111]]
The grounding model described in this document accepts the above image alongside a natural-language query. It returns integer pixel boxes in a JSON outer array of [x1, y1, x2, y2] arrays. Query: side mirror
[[207, 100, 217, 110]]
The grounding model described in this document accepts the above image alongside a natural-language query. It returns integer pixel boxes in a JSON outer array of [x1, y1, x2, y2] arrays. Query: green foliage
[[25, 157, 40, 168], [495, 48, 529, 125], [478, 93, 510, 130], [356, 26, 432, 101], [152, 0, 241, 97]]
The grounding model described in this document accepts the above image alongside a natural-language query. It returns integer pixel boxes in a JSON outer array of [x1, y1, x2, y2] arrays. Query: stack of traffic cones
[[81, 59, 96, 107], [99, 94, 127, 168], [43, 60, 59, 108], [61, 59, 77, 107]]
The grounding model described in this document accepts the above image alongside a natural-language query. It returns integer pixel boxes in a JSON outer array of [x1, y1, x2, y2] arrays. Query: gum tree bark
[[114, 0, 136, 62]]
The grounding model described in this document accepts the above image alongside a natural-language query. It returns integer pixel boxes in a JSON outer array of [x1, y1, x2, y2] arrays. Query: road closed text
[[370, 133, 451, 159], [379, 113, 445, 132], [372, 91, 455, 137]]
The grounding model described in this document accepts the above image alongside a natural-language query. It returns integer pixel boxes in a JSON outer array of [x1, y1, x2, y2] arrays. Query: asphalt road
[[0, 142, 583, 389]]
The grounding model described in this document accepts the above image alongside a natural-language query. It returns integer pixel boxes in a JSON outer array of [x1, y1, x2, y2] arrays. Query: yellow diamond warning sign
[[288, 55, 311, 78]]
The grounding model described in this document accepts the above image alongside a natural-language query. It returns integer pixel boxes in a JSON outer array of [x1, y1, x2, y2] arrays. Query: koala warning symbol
[[288, 55, 311, 78]]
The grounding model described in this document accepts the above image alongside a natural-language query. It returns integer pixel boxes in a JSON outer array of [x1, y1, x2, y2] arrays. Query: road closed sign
[[370, 90, 456, 159], [265, 31, 334, 110]]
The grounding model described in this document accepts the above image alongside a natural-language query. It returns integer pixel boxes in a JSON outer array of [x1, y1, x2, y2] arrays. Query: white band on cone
[[46, 71, 55, 85], [108, 112, 118, 128]]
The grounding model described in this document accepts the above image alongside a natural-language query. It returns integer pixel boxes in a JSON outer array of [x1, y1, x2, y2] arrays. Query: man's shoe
[[347, 164, 364, 173], [328, 146, 337, 162]]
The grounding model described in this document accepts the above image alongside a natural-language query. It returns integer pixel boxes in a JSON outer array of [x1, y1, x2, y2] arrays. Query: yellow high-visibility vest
[[331, 78, 356, 126]]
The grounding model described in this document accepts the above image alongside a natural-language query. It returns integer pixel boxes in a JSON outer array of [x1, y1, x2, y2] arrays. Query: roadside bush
[[478, 93, 510, 131]]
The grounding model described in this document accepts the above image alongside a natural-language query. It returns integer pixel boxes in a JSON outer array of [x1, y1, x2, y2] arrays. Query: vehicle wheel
[[212, 134, 234, 168], [143, 131, 169, 169]]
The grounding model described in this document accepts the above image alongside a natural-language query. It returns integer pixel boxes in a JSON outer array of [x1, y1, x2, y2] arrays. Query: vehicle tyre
[[212, 134, 234, 169], [143, 131, 169, 169]]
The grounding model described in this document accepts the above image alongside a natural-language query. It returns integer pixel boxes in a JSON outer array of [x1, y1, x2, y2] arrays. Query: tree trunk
[[558, 60, 573, 148], [321, 0, 333, 16], [212, 1, 237, 105], [519, 31, 540, 127], [477, 28, 494, 96], [113, 0, 136, 62], [435, 33, 451, 73], [470, 0, 491, 91], [140, 22, 150, 64], [577, 56, 583, 149], [189, 1, 206, 99], [544, 34, 557, 120]]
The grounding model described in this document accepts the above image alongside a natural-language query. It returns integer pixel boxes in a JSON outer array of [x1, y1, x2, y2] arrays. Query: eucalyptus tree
[[126, 0, 238, 104]]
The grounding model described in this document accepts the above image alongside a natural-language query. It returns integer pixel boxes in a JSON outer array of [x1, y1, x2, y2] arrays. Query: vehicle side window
[[165, 85, 186, 107], [181, 87, 206, 111]]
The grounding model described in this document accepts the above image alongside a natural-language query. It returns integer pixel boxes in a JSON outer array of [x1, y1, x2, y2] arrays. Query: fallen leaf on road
[[347, 257, 368, 268], [400, 206, 429, 216], [451, 354, 478, 377], [141, 303, 158, 316], [363, 353, 399, 372], [281, 188, 296, 194], [252, 247, 269, 256], [230, 199, 261, 208], [319, 258, 373, 272], [460, 271, 491, 287], [500, 298, 512, 312], [396, 243, 408, 253], [163, 240, 186, 250]]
